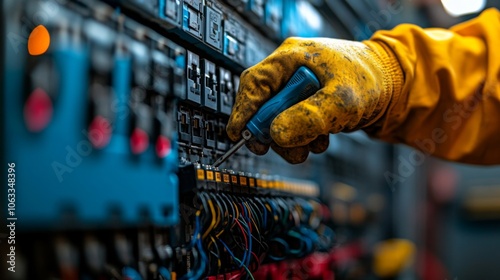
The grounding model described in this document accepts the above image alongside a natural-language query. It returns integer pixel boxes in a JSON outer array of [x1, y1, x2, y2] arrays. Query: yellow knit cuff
[[362, 40, 405, 130]]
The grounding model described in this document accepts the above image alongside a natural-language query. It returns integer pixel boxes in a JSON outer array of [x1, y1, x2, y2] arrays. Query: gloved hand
[[227, 37, 404, 163]]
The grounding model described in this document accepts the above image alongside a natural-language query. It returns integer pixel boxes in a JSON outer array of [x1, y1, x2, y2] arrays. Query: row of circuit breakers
[[4, 0, 280, 228], [2, 0, 337, 279]]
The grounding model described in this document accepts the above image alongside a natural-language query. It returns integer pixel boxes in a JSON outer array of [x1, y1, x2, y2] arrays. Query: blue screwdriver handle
[[246, 66, 321, 144]]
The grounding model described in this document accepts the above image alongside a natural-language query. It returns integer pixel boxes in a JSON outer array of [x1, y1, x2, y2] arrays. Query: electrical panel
[[1, 0, 397, 279]]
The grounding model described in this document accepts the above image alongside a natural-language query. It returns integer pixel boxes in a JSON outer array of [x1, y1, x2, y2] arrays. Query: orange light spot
[[28, 25, 50, 56]]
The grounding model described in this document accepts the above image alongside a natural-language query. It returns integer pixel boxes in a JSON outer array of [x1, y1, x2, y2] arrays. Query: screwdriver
[[213, 66, 321, 167]]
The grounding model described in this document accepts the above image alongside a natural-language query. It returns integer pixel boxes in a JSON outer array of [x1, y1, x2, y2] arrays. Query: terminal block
[[201, 59, 218, 111], [182, 0, 203, 41], [179, 164, 321, 196], [218, 67, 234, 115], [223, 17, 246, 65], [203, 3, 223, 51], [186, 51, 201, 104]]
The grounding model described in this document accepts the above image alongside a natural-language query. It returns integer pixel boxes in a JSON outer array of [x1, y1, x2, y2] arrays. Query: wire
[[234, 218, 249, 267], [190, 215, 207, 280], [277, 198, 290, 225], [180, 212, 207, 280], [245, 202, 265, 256], [209, 236, 221, 272], [201, 193, 217, 240], [218, 240, 255, 280], [241, 203, 253, 269], [250, 251, 260, 272]]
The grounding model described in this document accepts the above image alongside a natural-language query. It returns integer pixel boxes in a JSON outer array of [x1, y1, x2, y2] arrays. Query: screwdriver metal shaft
[[213, 130, 253, 167]]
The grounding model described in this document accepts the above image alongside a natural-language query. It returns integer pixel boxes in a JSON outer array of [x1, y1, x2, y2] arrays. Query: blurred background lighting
[[441, 0, 486, 17]]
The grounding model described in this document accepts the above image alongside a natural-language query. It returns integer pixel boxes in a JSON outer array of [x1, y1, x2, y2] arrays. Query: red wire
[[251, 252, 259, 263], [234, 218, 248, 251]]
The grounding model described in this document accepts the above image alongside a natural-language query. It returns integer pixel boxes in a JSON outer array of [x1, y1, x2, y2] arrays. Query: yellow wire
[[202, 197, 217, 240], [205, 198, 225, 249], [243, 202, 261, 238], [209, 235, 222, 270], [232, 201, 240, 221]]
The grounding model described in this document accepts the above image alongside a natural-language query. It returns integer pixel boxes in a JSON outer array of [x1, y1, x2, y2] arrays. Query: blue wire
[[159, 267, 171, 280], [219, 239, 243, 268], [268, 199, 278, 222], [241, 205, 252, 269], [122, 267, 142, 280], [263, 204, 268, 230], [180, 215, 206, 280], [219, 240, 255, 280], [240, 206, 248, 266], [191, 238, 207, 280], [190, 215, 207, 280]]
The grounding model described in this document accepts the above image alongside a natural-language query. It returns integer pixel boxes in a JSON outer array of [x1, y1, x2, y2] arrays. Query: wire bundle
[[180, 191, 336, 279]]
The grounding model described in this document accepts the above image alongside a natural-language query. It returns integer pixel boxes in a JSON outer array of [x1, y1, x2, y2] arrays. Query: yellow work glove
[[227, 37, 403, 163]]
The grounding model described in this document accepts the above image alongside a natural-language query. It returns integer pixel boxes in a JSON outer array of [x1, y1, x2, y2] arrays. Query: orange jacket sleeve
[[366, 8, 500, 165]]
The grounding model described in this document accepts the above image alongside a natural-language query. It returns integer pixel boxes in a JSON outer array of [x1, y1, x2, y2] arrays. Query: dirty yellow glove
[[227, 37, 403, 163]]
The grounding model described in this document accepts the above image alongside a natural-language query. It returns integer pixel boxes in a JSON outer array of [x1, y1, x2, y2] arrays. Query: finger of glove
[[245, 138, 270, 156], [270, 88, 330, 148], [309, 134, 330, 154], [226, 38, 308, 142], [271, 143, 309, 164]]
